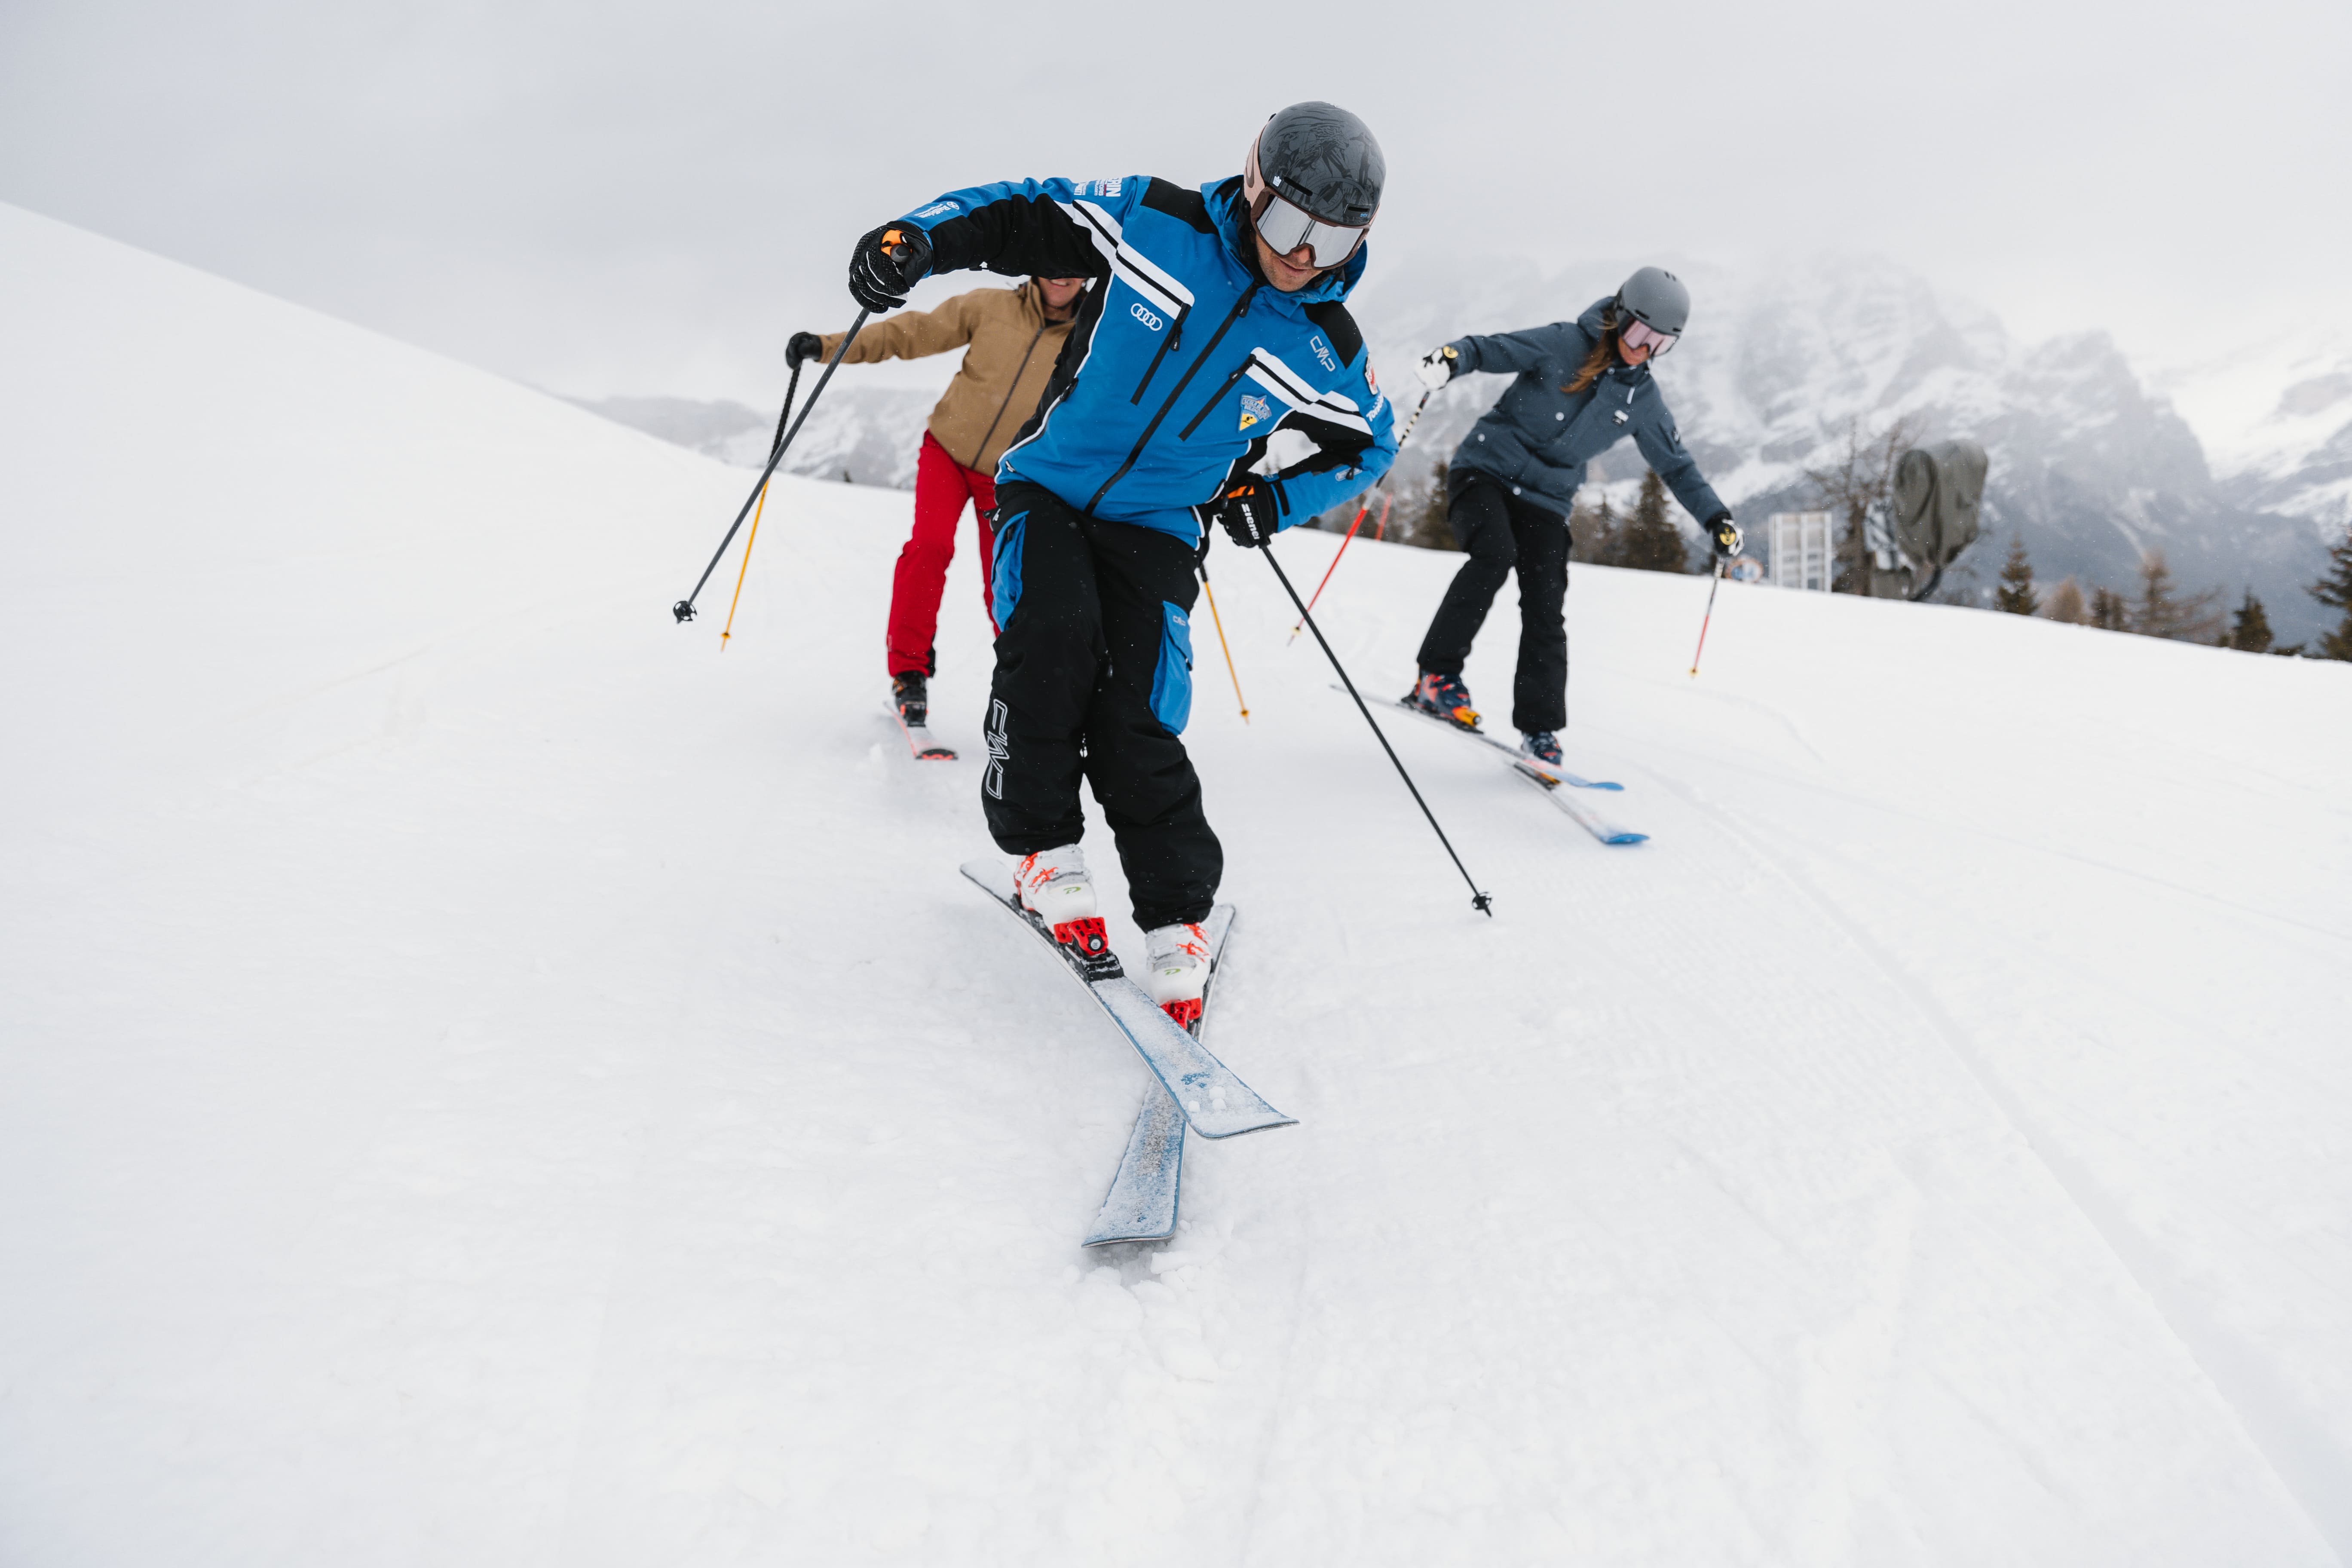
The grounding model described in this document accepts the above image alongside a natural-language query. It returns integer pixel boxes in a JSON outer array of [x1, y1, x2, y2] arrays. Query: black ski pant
[[1412, 470, 1572, 734], [981, 481, 1220, 930]]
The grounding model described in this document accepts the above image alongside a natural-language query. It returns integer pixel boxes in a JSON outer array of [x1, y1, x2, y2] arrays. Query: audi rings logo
[[1130, 302, 1164, 331]]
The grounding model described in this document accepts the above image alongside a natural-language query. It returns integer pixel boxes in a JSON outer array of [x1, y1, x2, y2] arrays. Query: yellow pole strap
[[717, 479, 773, 649], [1199, 568, 1250, 723]]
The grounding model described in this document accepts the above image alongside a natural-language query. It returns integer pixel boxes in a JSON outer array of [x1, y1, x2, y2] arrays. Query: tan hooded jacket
[[818, 281, 1078, 474]]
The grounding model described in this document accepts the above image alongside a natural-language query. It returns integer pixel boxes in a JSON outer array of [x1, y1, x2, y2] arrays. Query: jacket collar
[[1203, 176, 1368, 308]]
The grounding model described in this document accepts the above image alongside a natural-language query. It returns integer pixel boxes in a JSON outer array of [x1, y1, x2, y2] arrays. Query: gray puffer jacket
[[1445, 297, 1726, 522]]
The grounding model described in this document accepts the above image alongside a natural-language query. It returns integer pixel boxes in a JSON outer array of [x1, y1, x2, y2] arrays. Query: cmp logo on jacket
[[1237, 393, 1272, 432], [1308, 335, 1337, 372]]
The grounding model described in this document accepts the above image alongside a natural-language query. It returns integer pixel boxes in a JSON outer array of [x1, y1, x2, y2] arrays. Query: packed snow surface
[[5, 202, 2351, 1566]]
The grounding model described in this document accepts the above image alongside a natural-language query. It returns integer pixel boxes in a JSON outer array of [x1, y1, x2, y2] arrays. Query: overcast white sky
[[5, 0, 2346, 410]]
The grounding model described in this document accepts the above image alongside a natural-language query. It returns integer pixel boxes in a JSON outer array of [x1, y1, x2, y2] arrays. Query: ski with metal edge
[[1085, 903, 1237, 1247], [1510, 760, 1648, 844], [885, 696, 956, 761], [1375, 689, 1624, 789], [959, 859, 1294, 1141]]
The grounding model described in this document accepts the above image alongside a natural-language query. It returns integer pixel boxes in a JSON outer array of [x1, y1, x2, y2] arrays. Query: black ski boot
[[890, 672, 928, 728]]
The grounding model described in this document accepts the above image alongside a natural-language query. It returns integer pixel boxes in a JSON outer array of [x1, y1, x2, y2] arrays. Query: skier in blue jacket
[[842, 103, 1397, 1023], [1405, 269, 1740, 764]]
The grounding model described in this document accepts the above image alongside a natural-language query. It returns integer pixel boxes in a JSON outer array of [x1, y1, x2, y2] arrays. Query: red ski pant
[[888, 430, 999, 677]]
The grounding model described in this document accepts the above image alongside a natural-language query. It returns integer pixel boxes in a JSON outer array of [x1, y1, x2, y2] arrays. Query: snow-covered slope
[[6, 201, 2352, 1567]]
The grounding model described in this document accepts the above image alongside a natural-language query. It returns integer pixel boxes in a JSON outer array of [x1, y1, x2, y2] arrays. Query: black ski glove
[[1212, 475, 1286, 549], [847, 224, 932, 313], [786, 331, 826, 368], [1706, 511, 1742, 558]]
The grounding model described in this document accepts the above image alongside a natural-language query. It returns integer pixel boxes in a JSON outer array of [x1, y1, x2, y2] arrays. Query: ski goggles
[[1620, 318, 1678, 359], [1251, 190, 1368, 270]]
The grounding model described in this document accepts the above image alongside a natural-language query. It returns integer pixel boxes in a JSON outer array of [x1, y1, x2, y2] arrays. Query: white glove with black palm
[[1414, 343, 1463, 393]]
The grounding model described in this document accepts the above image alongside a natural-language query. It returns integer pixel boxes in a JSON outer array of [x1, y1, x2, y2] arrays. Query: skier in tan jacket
[[790, 275, 1087, 724]]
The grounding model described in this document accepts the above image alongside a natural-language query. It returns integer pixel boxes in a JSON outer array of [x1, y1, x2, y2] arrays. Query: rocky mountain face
[[1352, 254, 2335, 640], [582, 256, 2342, 642], [2159, 333, 2352, 546], [573, 388, 934, 490]]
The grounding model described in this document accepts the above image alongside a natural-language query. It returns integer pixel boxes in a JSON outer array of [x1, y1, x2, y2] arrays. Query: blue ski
[[1084, 903, 1237, 1247], [1375, 690, 1624, 789], [960, 860, 1294, 1142], [1510, 761, 1648, 844]]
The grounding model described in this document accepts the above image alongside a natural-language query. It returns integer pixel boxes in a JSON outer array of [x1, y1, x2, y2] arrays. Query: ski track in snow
[[5, 201, 2352, 1566]]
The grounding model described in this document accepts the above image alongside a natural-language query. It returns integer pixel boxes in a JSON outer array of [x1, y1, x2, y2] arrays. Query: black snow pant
[[981, 481, 1220, 930], [1412, 470, 1572, 734]]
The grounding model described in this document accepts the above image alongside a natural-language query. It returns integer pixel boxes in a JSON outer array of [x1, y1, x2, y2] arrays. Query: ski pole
[[673, 308, 872, 623], [1258, 539, 1492, 917], [1197, 565, 1249, 723], [1286, 389, 1432, 644], [1687, 563, 1724, 677], [717, 361, 804, 649]]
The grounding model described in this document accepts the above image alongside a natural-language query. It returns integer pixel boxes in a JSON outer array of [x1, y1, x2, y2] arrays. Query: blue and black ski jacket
[[1445, 299, 1727, 522], [883, 175, 1398, 547]]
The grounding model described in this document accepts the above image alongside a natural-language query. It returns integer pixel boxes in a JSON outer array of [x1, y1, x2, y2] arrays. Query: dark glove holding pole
[[1213, 475, 1283, 549], [847, 224, 933, 313], [785, 331, 825, 368], [1706, 511, 1742, 559]]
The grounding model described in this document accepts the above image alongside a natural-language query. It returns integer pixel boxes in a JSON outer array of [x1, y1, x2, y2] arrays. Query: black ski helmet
[[1244, 102, 1386, 228], [1616, 266, 1691, 336]]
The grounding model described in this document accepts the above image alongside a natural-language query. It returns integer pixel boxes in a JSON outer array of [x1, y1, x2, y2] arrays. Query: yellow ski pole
[[1198, 566, 1250, 723], [717, 480, 772, 649]]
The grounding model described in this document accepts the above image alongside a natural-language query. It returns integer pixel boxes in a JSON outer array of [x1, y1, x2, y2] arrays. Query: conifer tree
[[2311, 524, 2352, 661], [1570, 492, 1623, 564], [2089, 586, 2131, 630], [1618, 471, 1694, 574], [1994, 534, 2039, 615], [2130, 549, 2223, 641], [2226, 590, 2274, 653], [2043, 577, 2087, 624], [1397, 462, 1457, 552]]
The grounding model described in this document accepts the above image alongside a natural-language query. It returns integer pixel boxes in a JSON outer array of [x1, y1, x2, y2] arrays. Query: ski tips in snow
[[1510, 763, 1648, 844], [958, 859, 1295, 1142], [1082, 903, 1239, 1247]]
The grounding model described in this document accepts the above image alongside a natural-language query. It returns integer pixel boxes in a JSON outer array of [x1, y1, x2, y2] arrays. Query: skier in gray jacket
[[1404, 267, 1739, 765]]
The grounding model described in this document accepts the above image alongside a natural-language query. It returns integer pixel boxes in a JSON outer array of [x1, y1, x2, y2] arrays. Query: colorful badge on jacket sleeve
[[1238, 393, 1272, 432]]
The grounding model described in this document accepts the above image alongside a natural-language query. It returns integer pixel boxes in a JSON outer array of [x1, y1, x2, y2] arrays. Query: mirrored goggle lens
[[1622, 318, 1678, 357], [1253, 193, 1366, 270]]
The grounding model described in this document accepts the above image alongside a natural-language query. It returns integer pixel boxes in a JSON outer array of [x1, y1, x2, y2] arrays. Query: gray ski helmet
[[1616, 266, 1691, 336], [1246, 102, 1385, 227]]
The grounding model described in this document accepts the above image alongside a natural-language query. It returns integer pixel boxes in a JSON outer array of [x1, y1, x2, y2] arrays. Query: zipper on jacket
[[1085, 281, 1260, 515], [959, 319, 1051, 469], [1176, 357, 1256, 441], [1129, 304, 1189, 403]]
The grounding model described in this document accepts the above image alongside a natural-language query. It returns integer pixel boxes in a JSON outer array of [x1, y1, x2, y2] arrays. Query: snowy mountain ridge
[[590, 254, 2340, 640]]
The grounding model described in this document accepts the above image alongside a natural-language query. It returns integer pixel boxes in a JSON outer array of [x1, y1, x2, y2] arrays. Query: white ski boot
[[1015, 845, 1111, 967], [1142, 921, 1212, 1029]]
